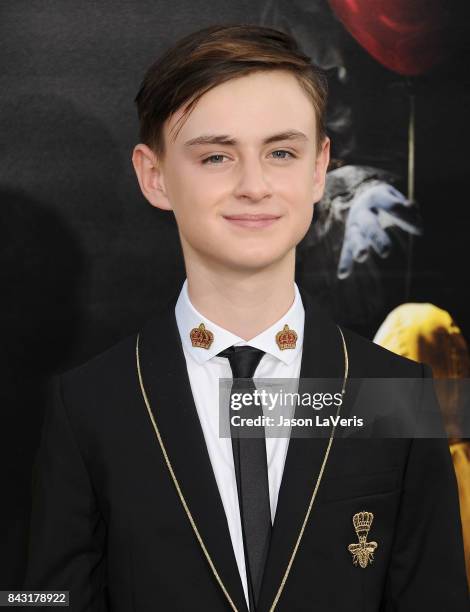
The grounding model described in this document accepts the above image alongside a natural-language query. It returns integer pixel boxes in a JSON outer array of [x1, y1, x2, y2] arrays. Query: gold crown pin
[[190, 323, 214, 350], [348, 511, 378, 568], [275, 324, 298, 350]]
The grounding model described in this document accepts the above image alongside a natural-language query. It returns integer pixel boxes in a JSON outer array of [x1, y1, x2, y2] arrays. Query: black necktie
[[217, 345, 272, 611]]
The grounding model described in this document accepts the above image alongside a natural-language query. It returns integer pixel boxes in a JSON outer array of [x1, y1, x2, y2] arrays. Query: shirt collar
[[175, 278, 304, 366]]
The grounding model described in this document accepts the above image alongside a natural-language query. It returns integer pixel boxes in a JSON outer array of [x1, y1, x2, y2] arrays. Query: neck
[[184, 250, 296, 341]]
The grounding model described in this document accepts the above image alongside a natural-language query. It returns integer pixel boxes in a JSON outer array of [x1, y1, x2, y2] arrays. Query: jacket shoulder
[[55, 332, 139, 424], [61, 332, 137, 386], [340, 325, 426, 377]]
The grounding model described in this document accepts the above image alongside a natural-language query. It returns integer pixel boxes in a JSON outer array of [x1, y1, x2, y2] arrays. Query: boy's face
[[133, 70, 330, 273]]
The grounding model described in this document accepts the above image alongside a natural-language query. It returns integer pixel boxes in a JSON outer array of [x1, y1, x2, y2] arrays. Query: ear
[[312, 136, 330, 204], [131, 143, 172, 211]]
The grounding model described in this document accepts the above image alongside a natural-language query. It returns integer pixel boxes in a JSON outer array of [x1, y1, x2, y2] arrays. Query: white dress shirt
[[174, 279, 305, 607]]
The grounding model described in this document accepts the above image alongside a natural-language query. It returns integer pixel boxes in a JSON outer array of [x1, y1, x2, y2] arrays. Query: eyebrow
[[183, 130, 309, 147]]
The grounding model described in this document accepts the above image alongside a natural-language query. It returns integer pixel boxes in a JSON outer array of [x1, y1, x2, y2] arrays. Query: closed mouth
[[223, 214, 281, 220]]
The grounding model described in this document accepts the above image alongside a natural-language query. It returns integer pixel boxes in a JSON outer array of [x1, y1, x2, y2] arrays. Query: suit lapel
[[257, 285, 350, 612], [138, 290, 249, 612]]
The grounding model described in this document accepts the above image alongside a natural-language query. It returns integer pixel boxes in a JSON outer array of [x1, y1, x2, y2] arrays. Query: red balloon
[[328, 0, 448, 75]]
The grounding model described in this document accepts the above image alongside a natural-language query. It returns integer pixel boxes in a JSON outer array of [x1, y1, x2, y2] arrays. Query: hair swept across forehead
[[134, 24, 329, 157]]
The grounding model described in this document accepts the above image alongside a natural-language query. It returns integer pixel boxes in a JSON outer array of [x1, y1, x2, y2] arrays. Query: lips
[[223, 214, 281, 229], [224, 214, 280, 220]]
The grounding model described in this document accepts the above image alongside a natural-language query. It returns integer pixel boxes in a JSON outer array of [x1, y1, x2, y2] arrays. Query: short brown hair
[[134, 24, 328, 157]]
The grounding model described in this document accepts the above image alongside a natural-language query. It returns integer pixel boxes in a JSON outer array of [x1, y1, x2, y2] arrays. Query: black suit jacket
[[23, 286, 469, 611]]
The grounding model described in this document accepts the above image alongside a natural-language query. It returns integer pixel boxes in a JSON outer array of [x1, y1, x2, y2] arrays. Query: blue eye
[[271, 150, 294, 159], [202, 154, 227, 165]]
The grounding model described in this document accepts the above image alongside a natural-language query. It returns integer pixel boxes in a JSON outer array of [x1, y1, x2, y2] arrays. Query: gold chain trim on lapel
[[135, 332, 239, 612], [135, 324, 349, 612], [268, 324, 348, 611]]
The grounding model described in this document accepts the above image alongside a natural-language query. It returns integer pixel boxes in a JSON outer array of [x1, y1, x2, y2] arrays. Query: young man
[[24, 25, 468, 611]]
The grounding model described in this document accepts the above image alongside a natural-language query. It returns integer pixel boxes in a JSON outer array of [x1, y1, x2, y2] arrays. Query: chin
[[223, 248, 289, 271]]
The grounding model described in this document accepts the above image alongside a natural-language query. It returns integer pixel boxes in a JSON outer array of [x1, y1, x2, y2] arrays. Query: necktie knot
[[217, 345, 265, 379]]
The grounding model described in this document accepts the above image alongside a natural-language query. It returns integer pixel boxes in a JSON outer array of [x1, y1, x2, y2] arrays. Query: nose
[[233, 156, 272, 202]]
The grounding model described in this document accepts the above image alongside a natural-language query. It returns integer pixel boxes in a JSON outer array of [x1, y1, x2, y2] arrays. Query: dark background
[[1, 0, 468, 587]]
